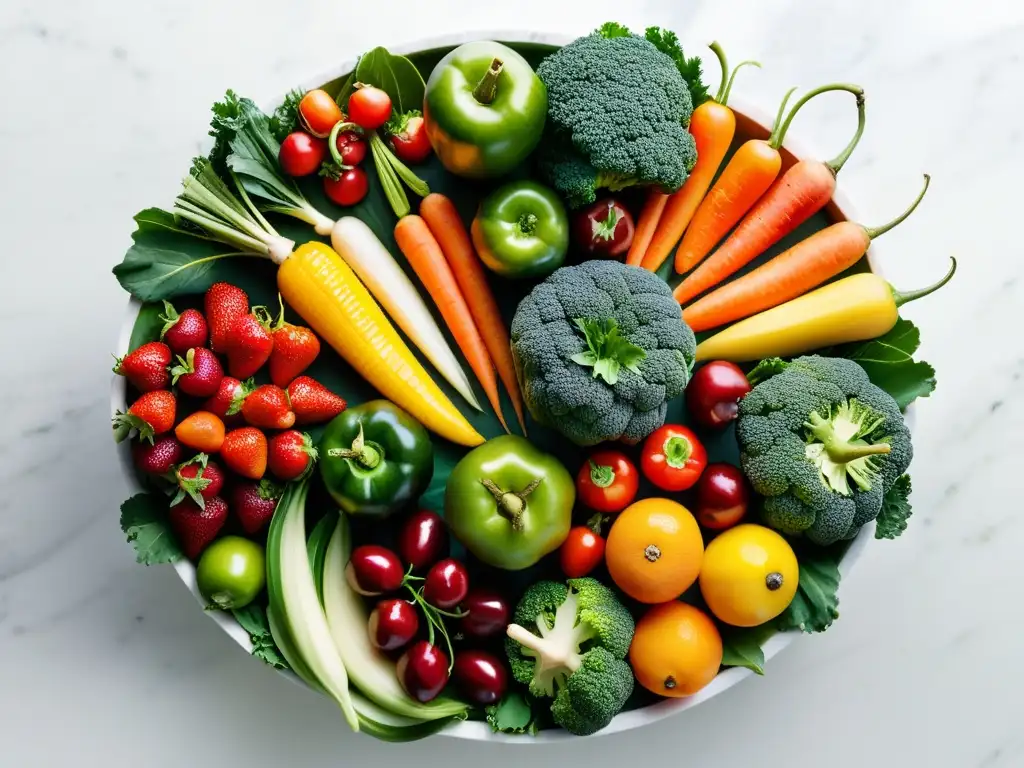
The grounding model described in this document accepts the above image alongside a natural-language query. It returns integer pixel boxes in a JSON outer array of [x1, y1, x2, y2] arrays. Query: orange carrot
[[673, 89, 867, 305], [674, 82, 863, 275], [417, 194, 528, 434], [641, 43, 759, 272], [626, 191, 668, 266], [394, 215, 509, 433], [682, 175, 930, 332]]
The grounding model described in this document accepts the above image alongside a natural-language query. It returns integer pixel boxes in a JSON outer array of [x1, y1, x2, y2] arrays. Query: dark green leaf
[[119, 493, 182, 565], [208, 90, 250, 175], [571, 317, 647, 385], [643, 27, 711, 107], [777, 545, 842, 633], [127, 302, 166, 352], [269, 88, 303, 143], [232, 604, 289, 670], [721, 624, 775, 675], [596, 21, 633, 39], [834, 318, 936, 409], [876, 474, 913, 540], [747, 357, 788, 385], [335, 57, 361, 105], [486, 689, 539, 735], [354, 47, 426, 115]]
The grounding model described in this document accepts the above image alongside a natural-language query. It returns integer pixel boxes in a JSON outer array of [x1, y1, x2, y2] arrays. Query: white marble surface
[[1, 0, 1022, 764]]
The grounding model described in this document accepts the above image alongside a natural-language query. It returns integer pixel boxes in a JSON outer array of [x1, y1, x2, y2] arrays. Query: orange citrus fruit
[[605, 498, 704, 603], [629, 601, 723, 697], [699, 524, 799, 627]]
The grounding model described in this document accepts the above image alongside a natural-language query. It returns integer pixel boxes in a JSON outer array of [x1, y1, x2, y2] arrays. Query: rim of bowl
[[111, 30, 913, 743]]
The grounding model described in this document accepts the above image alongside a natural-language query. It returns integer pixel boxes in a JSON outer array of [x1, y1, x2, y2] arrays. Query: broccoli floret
[[505, 578, 635, 736], [536, 29, 698, 208], [510, 260, 696, 447], [737, 356, 914, 546]]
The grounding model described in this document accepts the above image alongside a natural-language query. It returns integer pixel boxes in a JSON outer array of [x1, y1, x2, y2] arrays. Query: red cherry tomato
[[347, 87, 392, 131], [695, 463, 750, 530], [323, 167, 368, 207], [640, 424, 708, 492], [334, 130, 367, 166], [388, 113, 432, 164], [298, 89, 343, 138], [279, 132, 326, 177], [559, 521, 606, 578], [687, 361, 752, 429], [575, 449, 639, 514]]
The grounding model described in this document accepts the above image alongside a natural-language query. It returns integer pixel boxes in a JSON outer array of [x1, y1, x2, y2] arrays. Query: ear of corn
[[277, 242, 484, 447]]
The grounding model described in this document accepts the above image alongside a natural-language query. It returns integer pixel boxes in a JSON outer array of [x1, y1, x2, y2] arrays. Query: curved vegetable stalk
[[331, 217, 482, 411]]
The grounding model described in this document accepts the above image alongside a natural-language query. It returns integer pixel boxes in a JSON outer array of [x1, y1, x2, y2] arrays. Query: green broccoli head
[[737, 356, 913, 546], [536, 31, 698, 208], [505, 578, 635, 736], [510, 260, 696, 447]]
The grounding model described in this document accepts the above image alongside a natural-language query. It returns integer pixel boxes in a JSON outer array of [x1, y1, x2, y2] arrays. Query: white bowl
[[111, 31, 911, 742]]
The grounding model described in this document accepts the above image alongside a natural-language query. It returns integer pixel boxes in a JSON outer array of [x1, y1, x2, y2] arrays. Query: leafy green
[[208, 90, 252, 175], [127, 301, 166, 352], [721, 624, 776, 675], [269, 88, 303, 143], [834, 318, 936, 409], [596, 21, 632, 39], [354, 47, 426, 115], [643, 26, 711, 107], [232, 603, 289, 670], [486, 690, 539, 735], [876, 474, 913, 540], [335, 59, 360, 105], [570, 317, 647, 385], [777, 544, 842, 633], [119, 493, 182, 565]]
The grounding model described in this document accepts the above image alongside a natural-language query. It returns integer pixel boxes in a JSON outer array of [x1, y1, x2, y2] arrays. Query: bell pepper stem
[[473, 57, 504, 105], [325, 424, 382, 469], [588, 460, 615, 489], [517, 212, 538, 236], [479, 477, 542, 531], [663, 435, 692, 468]]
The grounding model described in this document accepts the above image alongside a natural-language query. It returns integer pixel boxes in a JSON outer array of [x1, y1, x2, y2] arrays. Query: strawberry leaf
[[119, 493, 182, 565]]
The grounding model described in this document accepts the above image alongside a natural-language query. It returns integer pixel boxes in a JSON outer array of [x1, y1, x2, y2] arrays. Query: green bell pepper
[[444, 435, 573, 570], [471, 180, 569, 279], [423, 40, 547, 179], [319, 401, 433, 518]]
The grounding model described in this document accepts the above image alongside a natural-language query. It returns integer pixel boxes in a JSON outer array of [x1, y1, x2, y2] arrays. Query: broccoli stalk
[[506, 588, 590, 697], [804, 400, 892, 496]]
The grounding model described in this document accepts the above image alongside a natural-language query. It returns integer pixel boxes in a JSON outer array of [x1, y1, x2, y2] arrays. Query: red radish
[[459, 589, 509, 639], [169, 495, 228, 560], [231, 479, 281, 535], [132, 435, 183, 475], [323, 167, 369, 207], [286, 376, 346, 425], [112, 390, 176, 443], [242, 384, 295, 430], [298, 89, 343, 138], [113, 341, 171, 392], [572, 198, 635, 259], [170, 347, 224, 398], [686, 361, 751, 429], [452, 650, 508, 705], [348, 86, 392, 131], [346, 545, 404, 596], [172, 456, 225, 507], [267, 430, 317, 481], [368, 599, 420, 651], [220, 427, 267, 480], [268, 298, 320, 387], [279, 132, 327, 177], [226, 309, 274, 379], [398, 510, 447, 571], [204, 283, 248, 353], [202, 376, 252, 424], [387, 112, 432, 164], [424, 558, 469, 609], [397, 641, 449, 703], [159, 301, 208, 354]]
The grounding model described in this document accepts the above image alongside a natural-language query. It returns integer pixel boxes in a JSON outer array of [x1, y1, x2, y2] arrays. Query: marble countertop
[[2, 0, 1021, 764]]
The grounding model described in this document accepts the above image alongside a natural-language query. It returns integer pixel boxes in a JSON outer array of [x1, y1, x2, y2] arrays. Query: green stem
[[804, 412, 892, 463], [370, 134, 410, 217], [325, 425, 382, 469], [893, 257, 957, 308], [517, 213, 539, 236], [862, 174, 930, 240], [825, 90, 867, 175], [663, 435, 692, 468], [719, 60, 761, 107], [232, 170, 279, 236], [480, 478, 541, 531], [589, 460, 615, 489], [769, 83, 864, 149], [710, 41, 729, 104], [327, 121, 366, 168], [372, 133, 429, 197], [472, 57, 504, 104], [768, 87, 798, 143], [172, 202, 269, 255]]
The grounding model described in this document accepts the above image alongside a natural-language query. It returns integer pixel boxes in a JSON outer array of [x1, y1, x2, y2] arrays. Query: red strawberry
[[169, 495, 228, 560], [287, 376, 346, 425], [132, 435, 183, 475], [221, 427, 268, 479], [112, 390, 177, 443], [205, 283, 248, 353], [232, 479, 282, 535], [171, 454, 226, 507], [267, 430, 318, 481], [160, 301, 208, 355], [113, 341, 172, 392], [203, 376, 253, 425], [170, 347, 224, 398], [242, 384, 296, 430], [269, 298, 321, 387], [226, 308, 274, 379]]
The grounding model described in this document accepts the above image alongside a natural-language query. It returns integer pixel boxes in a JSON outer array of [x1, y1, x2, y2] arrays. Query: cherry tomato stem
[[575, 449, 639, 514], [641, 424, 708, 492]]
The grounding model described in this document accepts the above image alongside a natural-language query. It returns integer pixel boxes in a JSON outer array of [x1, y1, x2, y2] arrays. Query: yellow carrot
[[277, 242, 484, 447]]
